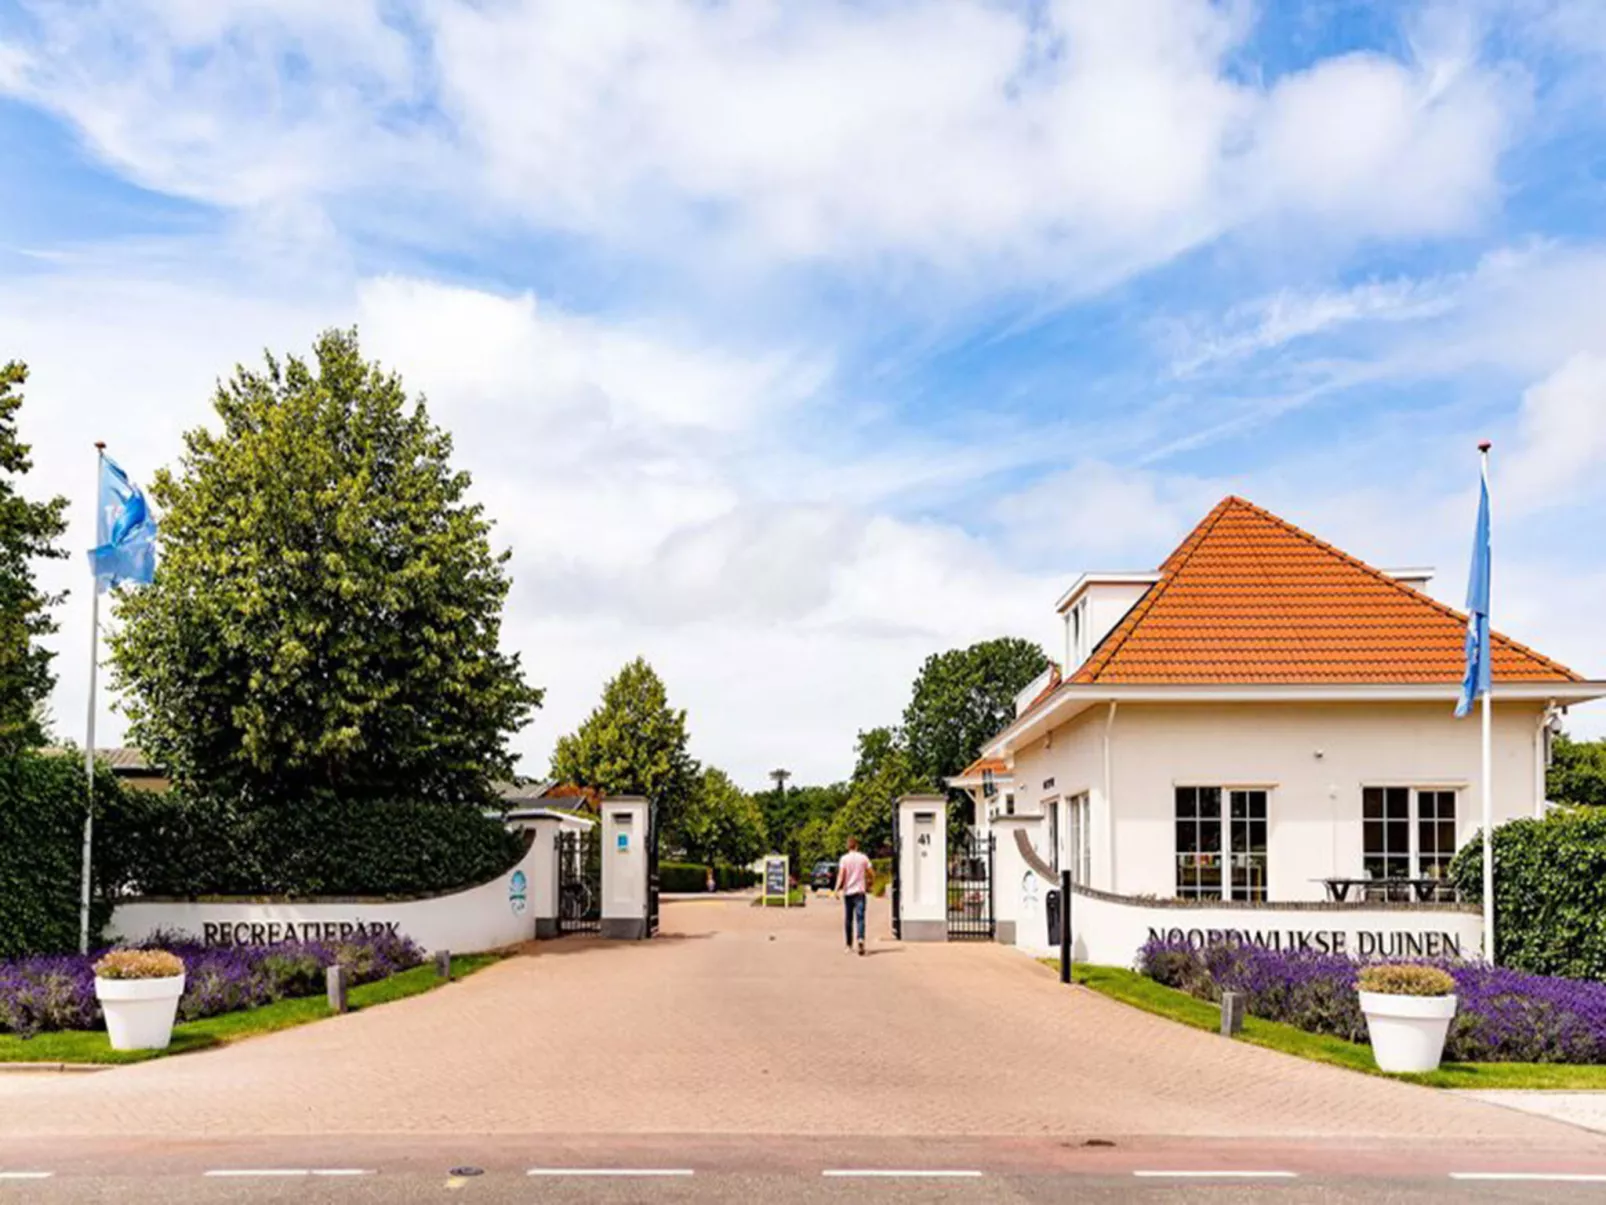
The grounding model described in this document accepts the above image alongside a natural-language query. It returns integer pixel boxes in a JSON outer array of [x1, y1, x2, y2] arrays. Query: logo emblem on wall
[[509, 869, 528, 916]]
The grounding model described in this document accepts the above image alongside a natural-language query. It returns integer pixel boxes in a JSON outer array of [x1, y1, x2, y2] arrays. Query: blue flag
[[1455, 467, 1491, 718], [87, 456, 157, 590]]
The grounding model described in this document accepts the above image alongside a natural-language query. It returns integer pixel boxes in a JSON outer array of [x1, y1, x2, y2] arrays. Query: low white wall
[[1061, 886, 1483, 969], [108, 839, 543, 955]]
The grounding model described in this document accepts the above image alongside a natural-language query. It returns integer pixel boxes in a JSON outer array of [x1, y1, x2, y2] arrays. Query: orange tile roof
[[1069, 496, 1583, 686], [956, 756, 1010, 779]]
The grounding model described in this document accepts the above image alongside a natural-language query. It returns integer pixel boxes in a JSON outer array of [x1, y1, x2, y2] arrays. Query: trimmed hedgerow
[[97, 789, 525, 899], [0, 753, 129, 959], [1451, 809, 1606, 980]]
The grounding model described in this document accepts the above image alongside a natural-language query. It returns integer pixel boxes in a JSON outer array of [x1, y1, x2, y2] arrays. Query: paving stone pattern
[[0, 897, 1596, 1145]]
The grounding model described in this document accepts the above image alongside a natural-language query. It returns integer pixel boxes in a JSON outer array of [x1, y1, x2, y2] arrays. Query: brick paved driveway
[[0, 896, 1597, 1146]]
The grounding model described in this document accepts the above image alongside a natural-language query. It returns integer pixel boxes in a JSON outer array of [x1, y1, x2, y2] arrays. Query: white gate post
[[601, 796, 650, 940], [527, 815, 563, 940], [896, 795, 948, 942], [990, 815, 1042, 947]]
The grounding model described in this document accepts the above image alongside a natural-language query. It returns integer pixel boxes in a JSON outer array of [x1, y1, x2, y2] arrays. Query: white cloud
[[1, 0, 1522, 293], [1504, 353, 1606, 512]]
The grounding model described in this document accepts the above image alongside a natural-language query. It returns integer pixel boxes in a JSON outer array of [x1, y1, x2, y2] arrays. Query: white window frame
[[1361, 783, 1460, 893], [1043, 795, 1061, 874], [1066, 791, 1092, 887], [1174, 784, 1272, 902]]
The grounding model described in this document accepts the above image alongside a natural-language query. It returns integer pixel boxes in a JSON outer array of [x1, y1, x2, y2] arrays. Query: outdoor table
[[1319, 878, 1450, 903]]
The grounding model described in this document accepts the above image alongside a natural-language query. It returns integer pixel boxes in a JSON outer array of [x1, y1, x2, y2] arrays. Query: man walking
[[834, 838, 874, 955]]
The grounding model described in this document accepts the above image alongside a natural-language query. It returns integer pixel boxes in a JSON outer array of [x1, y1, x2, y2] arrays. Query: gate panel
[[947, 831, 994, 940], [647, 802, 661, 936], [557, 827, 601, 934], [891, 815, 902, 940]]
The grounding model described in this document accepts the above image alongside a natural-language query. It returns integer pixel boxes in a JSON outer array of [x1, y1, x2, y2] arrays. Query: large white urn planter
[[95, 972, 186, 1051], [1359, 990, 1457, 1073]]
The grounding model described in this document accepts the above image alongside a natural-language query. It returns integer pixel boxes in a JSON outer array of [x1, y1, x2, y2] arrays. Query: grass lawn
[[0, 954, 501, 1067], [1058, 961, 1606, 1091]]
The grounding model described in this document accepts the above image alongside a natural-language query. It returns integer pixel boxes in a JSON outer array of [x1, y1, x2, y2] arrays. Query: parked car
[[810, 859, 837, 890]]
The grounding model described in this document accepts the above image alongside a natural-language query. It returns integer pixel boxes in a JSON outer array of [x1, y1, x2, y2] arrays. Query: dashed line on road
[[1451, 1173, 1606, 1183], [1134, 1170, 1298, 1179], [0, 1172, 53, 1180], [823, 1170, 984, 1178], [527, 1168, 694, 1177], [203, 1169, 373, 1178]]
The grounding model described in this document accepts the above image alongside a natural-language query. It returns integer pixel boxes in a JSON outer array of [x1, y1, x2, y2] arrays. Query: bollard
[[326, 964, 349, 1014], [1220, 990, 1245, 1037], [1059, 869, 1072, 985], [434, 949, 452, 980]]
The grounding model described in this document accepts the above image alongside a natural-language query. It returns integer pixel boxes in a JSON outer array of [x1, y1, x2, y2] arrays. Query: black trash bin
[[1046, 888, 1061, 947]]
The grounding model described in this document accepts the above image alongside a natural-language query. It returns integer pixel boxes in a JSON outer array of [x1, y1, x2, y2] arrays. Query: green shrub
[[714, 865, 758, 890], [1357, 964, 1456, 996], [98, 789, 525, 899], [659, 861, 710, 893], [0, 752, 129, 957], [1451, 810, 1606, 979]]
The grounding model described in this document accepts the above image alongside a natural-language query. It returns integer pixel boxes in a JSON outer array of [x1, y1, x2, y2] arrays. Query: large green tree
[[827, 727, 921, 856], [902, 637, 1050, 787], [1551, 734, 1606, 809], [675, 766, 767, 866], [108, 329, 540, 804], [0, 361, 68, 755], [550, 657, 698, 830]]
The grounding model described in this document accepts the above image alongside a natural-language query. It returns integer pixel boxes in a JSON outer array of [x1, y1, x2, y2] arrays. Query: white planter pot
[[1359, 990, 1456, 1073], [95, 974, 186, 1051]]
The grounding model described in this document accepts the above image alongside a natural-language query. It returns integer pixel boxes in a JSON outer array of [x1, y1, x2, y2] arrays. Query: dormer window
[[1071, 598, 1089, 665]]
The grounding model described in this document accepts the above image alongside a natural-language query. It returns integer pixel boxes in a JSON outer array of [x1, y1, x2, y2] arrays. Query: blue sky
[[3, 0, 1603, 782]]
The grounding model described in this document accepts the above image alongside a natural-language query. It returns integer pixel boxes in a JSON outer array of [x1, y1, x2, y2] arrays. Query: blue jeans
[[843, 892, 866, 945]]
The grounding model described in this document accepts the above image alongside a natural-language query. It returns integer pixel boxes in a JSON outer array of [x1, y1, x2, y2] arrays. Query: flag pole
[[79, 442, 106, 955], [1479, 440, 1495, 964]]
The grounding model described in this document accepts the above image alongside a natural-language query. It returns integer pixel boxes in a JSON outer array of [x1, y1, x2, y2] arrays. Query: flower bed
[[0, 930, 423, 1038], [1139, 936, 1606, 1064]]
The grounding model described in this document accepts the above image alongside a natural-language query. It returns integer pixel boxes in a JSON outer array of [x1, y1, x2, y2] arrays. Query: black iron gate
[[646, 802, 661, 936], [891, 816, 902, 940], [947, 831, 995, 940], [557, 827, 601, 934]]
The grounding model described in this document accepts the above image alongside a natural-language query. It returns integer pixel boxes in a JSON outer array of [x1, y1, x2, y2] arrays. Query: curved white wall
[[108, 839, 543, 954]]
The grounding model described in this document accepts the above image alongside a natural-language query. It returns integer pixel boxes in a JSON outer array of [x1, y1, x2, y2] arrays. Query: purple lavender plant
[[1138, 935, 1606, 1064], [0, 930, 424, 1037]]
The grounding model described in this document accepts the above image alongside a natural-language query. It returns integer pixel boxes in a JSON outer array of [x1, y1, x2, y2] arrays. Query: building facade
[[962, 497, 1603, 962]]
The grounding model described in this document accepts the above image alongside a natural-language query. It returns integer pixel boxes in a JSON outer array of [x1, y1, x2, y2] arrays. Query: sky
[[2, 0, 1604, 788]]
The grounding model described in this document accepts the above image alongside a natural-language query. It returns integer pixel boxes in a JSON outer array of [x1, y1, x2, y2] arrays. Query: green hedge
[[1451, 809, 1606, 978], [659, 862, 760, 892], [0, 753, 128, 958], [98, 789, 526, 899]]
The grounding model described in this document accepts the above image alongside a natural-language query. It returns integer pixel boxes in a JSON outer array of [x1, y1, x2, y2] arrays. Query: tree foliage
[[827, 727, 921, 856], [550, 657, 698, 830], [674, 766, 767, 867], [108, 329, 540, 805], [1551, 734, 1606, 809], [901, 637, 1050, 788], [0, 362, 68, 755]]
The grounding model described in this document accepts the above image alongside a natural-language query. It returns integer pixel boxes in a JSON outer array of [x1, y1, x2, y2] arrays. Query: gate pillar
[[601, 796, 651, 940], [989, 815, 1043, 947], [895, 795, 947, 942], [527, 815, 564, 940]]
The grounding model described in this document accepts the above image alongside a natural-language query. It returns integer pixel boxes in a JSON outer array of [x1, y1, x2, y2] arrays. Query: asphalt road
[[5, 1134, 1606, 1202]]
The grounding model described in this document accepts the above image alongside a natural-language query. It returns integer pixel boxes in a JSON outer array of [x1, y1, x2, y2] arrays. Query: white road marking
[[527, 1169, 695, 1177], [204, 1169, 374, 1177], [823, 1170, 984, 1178], [0, 1172, 53, 1180], [1451, 1173, 1606, 1183], [1134, 1170, 1298, 1179]]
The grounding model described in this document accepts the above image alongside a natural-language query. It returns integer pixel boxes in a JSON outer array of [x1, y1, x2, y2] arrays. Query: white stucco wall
[[1010, 700, 1546, 902], [109, 838, 543, 954]]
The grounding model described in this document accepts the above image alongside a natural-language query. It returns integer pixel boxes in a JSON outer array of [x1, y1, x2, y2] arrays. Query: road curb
[[0, 1062, 113, 1074]]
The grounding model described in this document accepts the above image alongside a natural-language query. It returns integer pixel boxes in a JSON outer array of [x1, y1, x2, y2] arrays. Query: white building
[[964, 496, 1604, 964]]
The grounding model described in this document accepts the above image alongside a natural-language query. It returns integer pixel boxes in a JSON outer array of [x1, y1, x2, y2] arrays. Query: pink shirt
[[837, 850, 872, 895]]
